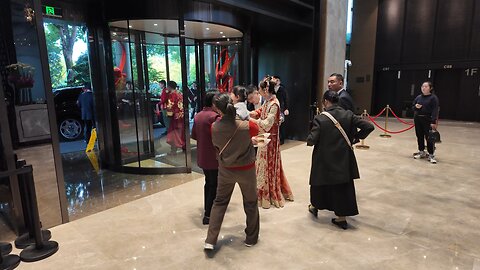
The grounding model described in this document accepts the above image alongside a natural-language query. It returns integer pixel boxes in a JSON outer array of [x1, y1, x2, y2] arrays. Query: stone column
[[348, 0, 378, 114], [317, 0, 348, 102]]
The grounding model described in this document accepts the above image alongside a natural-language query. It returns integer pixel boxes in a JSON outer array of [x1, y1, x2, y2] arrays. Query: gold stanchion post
[[380, 105, 392, 138], [356, 110, 370, 149]]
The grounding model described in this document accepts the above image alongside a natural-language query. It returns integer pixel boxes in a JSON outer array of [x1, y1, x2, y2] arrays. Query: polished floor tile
[[8, 119, 480, 269]]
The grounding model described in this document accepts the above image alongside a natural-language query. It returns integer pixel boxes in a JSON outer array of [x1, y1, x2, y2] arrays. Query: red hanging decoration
[[215, 48, 236, 93]]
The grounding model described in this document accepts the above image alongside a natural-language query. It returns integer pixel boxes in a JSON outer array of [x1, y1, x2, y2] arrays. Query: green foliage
[[71, 53, 91, 85], [44, 23, 65, 89]]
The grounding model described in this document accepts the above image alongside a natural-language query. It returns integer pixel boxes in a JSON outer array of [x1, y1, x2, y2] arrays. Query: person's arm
[[352, 115, 374, 140], [282, 87, 289, 115], [252, 104, 278, 133], [431, 95, 439, 129], [307, 116, 321, 146]]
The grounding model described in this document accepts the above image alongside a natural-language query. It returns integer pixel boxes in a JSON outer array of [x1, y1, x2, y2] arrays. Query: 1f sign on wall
[[465, 68, 478, 76]]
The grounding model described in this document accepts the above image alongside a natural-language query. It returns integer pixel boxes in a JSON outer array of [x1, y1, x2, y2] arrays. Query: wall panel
[[401, 0, 436, 63], [432, 0, 475, 61], [375, 0, 405, 65]]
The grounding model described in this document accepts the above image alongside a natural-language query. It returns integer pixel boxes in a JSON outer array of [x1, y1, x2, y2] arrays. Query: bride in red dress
[[250, 76, 294, 208]]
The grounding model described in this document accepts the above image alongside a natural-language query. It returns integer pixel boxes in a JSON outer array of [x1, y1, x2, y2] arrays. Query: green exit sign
[[42, 5, 62, 18]]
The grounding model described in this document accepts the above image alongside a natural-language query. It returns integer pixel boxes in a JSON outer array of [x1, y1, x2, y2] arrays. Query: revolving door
[[107, 19, 242, 174]]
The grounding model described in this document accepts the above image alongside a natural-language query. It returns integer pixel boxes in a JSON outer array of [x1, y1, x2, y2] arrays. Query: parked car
[[53, 86, 83, 141]]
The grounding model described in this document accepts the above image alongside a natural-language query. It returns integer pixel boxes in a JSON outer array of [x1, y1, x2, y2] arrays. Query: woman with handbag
[[204, 93, 260, 250], [307, 90, 374, 230], [412, 81, 440, 164]]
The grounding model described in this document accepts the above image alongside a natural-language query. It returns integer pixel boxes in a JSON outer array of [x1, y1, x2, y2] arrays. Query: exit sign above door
[[42, 5, 63, 18]]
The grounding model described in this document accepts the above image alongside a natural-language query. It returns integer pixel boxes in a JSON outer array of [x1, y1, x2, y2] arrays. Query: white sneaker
[[413, 151, 427, 159], [428, 155, 437, 164], [204, 243, 214, 250]]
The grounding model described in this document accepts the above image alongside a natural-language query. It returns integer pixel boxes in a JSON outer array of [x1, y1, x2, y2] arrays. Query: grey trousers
[[205, 166, 259, 245]]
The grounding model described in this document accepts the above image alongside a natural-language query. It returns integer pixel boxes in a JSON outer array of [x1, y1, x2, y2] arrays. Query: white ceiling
[[109, 19, 243, 40]]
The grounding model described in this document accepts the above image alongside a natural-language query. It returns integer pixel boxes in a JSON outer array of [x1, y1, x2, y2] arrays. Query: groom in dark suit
[[327, 73, 354, 112]]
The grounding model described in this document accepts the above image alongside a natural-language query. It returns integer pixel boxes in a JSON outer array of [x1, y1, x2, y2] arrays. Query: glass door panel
[[109, 20, 188, 170]]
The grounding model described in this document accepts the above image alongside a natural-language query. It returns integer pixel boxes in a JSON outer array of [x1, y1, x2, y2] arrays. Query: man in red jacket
[[191, 90, 220, 225]]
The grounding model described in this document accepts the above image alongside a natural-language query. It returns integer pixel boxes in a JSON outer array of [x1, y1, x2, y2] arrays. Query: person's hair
[[159, 80, 166, 86], [329, 73, 344, 83], [246, 84, 258, 95], [423, 81, 434, 91], [323, 90, 339, 104], [272, 75, 281, 80], [213, 93, 236, 120], [204, 90, 218, 107], [167, 81, 177, 89], [259, 76, 276, 94], [83, 83, 91, 89], [232, 85, 247, 102]]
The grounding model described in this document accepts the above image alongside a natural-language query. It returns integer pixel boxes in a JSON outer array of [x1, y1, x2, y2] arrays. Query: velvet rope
[[388, 107, 414, 126], [371, 107, 387, 120], [367, 114, 415, 134]]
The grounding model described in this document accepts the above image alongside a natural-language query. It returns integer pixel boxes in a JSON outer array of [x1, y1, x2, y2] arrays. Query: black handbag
[[428, 129, 441, 143]]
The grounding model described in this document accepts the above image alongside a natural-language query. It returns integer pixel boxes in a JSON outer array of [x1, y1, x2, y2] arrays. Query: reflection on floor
[[10, 119, 480, 269]]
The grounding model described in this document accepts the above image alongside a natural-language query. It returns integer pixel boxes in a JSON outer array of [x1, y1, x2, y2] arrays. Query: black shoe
[[244, 240, 257, 247], [331, 218, 348, 230], [308, 204, 318, 218], [202, 216, 210, 225]]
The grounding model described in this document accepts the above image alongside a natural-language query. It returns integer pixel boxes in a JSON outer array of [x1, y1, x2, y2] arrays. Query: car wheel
[[59, 118, 83, 141]]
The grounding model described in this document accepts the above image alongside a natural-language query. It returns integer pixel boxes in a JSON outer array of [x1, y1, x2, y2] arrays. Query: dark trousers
[[414, 115, 434, 154], [203, 169, 218, 218], [206, 166, 259, 245], [84, 120, 94, 143]]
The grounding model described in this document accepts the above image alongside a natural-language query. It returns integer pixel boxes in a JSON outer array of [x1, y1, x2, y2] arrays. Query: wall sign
[[42, 5, 63, 18]]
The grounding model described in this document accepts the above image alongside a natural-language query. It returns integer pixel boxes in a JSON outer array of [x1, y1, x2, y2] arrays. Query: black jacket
[[275, 85, 288, 112], [338, 89, 355, 112], [307, 105, 373, 186]]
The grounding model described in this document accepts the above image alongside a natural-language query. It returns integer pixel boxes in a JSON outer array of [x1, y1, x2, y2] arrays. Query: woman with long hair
[[250, 76, 294, 208]]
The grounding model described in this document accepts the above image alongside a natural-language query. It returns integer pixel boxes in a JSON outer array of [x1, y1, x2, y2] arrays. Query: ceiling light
[[206, 27, 210, 30], [220, 31, 224, 34], [222, 35, 226, 38], [129, 25, 132, 28], [124, 37, 128, 40], [154, 23, 158, 26], [216, 41, 220, 44], [112, 32, 117, 36]]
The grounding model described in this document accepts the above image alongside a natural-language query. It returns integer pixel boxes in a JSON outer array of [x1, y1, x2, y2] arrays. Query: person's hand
[[249, 111, 259, 119], [430, 123, 437, 130], [251, 136, 258, 145], [284, 109, 289, 116], [415, 103, 422, 109]]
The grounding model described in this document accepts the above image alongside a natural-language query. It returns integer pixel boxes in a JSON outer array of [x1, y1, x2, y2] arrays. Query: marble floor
[[8, 119, 480, 269]]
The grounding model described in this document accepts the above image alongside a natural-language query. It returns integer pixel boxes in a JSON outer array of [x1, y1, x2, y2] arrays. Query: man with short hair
[[327, 73, 354, 112]]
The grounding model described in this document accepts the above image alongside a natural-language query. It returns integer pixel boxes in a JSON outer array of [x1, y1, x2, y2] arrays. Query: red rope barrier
[[371, 107, 387, 120], [388, 107, 414, 126], [367, 114, 415, 134]]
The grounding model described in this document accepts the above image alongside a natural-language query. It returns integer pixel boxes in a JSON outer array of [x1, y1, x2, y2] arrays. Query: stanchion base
[[19, 241, 58, 262], [355, 145, 370, 150], [1, 254, 21, 270], [1, 242, 13, 256], [379, 134, 392, 138], [14, 230, 51, 249]]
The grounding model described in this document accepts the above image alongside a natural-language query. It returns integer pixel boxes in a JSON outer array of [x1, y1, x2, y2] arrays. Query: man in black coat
[[327, 73, 355, 112], [273, 76, 289, 144], [77, 84, 95, 144], [307, 90, 373, 229]]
